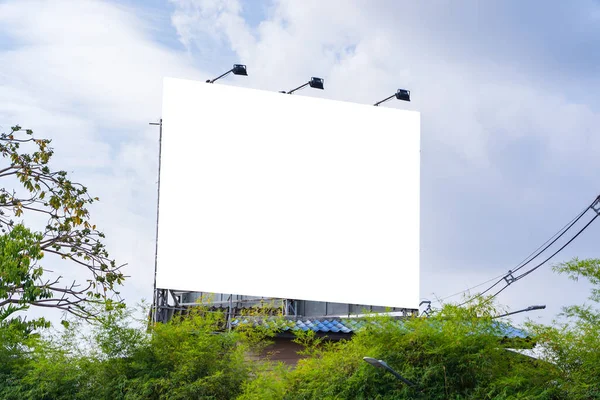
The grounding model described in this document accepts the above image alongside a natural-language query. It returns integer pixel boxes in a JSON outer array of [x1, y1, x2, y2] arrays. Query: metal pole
[[363, 357, 417, 387], [373, 93, 395, 106], [207, 69, 233, 84], [287, 82, 310, 94], [227, 295, 233, 331], [492, 305, 546, 319], [150, 119, 163, 324], [384, 366, 417, 387]]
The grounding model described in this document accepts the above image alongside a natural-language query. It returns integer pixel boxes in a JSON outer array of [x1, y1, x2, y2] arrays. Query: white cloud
[[1, 0, 599, 325], [0, 0, 206, 126], [169, 0, 600, 322], [0, 0, 205, 321]]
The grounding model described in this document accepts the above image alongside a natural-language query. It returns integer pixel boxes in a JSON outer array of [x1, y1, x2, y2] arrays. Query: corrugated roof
[[230, 317, 529, 338], [494, 322, 529, 339]]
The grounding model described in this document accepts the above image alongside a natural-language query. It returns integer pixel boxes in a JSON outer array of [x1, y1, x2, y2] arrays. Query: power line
[[510, 204, 591, 275], [443, 202, 587, 305], [511, 214, 599, 282], [435, 273, 506, 303], [455, 195, 599, 307], [484, 214, 597, 302], [457, 277, 505, 307], [486, 283, 511, 303]]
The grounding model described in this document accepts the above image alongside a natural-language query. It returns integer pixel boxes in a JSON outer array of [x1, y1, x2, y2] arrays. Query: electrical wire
[[471, 210, 598, 305], [510, 204, 591, 274], [456, 278, 505, 307], [486, 282, 512, 302], [434, 273, 507, 303], [452, 196, 598, 307], [483, 214, 598, 302], [512, 214, 599, 282], [443, 204, 588, 305]]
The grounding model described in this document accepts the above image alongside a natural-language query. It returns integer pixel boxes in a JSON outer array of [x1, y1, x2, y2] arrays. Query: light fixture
[[492, 305, 546, 319], [281, 77, 324, 94], [374, 88, 410, 106], [363, 357, 417, 387], [206, 64, 248, 84]]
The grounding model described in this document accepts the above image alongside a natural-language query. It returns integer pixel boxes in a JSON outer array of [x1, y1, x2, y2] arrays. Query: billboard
[[156, 77, 420, 309]]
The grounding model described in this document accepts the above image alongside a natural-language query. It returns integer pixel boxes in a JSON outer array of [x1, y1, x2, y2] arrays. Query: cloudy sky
[[1, 0, 599, 325]]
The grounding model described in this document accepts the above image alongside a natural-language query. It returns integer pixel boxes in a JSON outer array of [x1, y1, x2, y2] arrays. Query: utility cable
[[434, 273, 507, 303], [484, 214, 597, 302], [511, 213, 598, 282], [510, 204, 590, 274], [456, 195, 599, 307], [439, 202, 590, 305]]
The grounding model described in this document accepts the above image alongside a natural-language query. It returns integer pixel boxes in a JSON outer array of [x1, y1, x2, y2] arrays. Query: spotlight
[[206, 64, 248, 84], [308, 77, 324, 90], [231, 64, 247, 76], [374, 88, 411, 106], [281, 77, 324, 94], [363, 357, 417, 387]]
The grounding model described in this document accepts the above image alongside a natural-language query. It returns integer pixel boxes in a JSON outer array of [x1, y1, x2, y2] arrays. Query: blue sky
[[1, 0, 599, 324]]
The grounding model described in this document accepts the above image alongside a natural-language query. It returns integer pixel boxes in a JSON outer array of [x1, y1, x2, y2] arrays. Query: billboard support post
[[149, 119, 163, 325]]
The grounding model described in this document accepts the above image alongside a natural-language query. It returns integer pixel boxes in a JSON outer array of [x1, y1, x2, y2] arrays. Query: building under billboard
[[152, 77, 421, 324]]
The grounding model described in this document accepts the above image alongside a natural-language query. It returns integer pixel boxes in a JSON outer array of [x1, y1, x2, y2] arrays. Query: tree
[[0, 225, 48, 322], [526, 258, 600, 399], [0, 125, 124, 322]]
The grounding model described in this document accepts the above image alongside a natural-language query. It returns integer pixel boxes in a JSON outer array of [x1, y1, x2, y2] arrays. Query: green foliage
[[2, 257, 600, 399], [523, 258, 600, 399], [554, 258, 600, 306], [0, 225, 46, 322], [137, 309, 252, 399], [0, 125, 124, 322], [240, 303, 559, 400], [236, 362, 289, 400], [0, 306, 262, 400], [0, 318, 44, 398]]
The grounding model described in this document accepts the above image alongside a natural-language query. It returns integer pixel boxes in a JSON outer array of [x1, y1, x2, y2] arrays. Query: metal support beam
[[227, 295, 233, 331], [152, 288, 419, 323], [150, 119, 163, 325], [285, 82, 309, 94], [373, 93, 395, 106], [152, 288, 172, 324]]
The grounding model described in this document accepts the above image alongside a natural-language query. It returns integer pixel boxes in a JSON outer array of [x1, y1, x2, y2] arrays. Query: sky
[[1, 0, 599, 326]]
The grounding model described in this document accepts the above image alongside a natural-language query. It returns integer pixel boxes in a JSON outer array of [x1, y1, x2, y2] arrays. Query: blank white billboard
[[156, 77, 420, 309]]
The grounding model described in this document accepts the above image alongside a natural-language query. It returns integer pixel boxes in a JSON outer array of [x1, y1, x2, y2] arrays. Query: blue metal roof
[[493, 322, 529, 339], [230, 317, 529, 338], [290, 319, 364, 333]]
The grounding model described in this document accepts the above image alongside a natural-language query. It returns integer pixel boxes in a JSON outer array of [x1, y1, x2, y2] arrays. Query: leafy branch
[[0, 125, 125, 323]]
